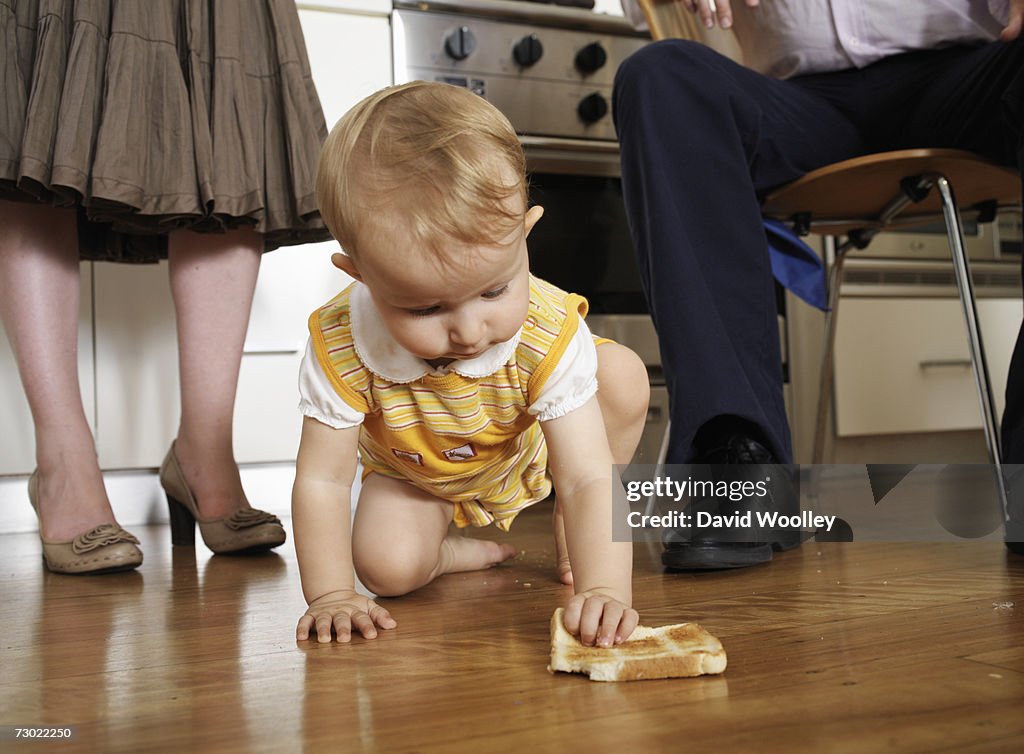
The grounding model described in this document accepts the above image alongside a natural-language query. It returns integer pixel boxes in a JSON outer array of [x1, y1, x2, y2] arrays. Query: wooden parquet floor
[[1, 503, 1022, 753]]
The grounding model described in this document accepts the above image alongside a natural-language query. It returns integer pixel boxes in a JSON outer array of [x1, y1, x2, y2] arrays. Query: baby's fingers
[[296, 613, 316, 642], [351, 604, 398, 637], [593, 602, 626, 648], [567, 596, 637, 646], [614, 607, 640, 645], [343, 605, 395, 640], [369, 604, 397, 630], [350, 610, 379, 640], [578, 597, 614, 646], [562, 595, 585, 638], [295, 609, 342, 643], [316, 611, 343, 643], [331, 614, 355, 643]]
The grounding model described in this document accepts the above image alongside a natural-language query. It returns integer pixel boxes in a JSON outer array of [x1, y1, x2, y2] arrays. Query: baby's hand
[[563, 590, 639, 648], [297, 589, 397, 643]]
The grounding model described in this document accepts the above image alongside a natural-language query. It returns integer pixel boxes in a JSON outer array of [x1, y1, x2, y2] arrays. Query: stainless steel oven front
[[522, 135, 667, 467], [391, 0, 667, 465]]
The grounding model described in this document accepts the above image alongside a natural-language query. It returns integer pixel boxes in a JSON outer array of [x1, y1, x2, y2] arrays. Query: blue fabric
[[764, 219, 827, 311]]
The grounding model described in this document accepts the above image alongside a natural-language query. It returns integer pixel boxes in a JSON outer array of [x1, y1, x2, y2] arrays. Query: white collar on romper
[[349, 282, 521, 383]]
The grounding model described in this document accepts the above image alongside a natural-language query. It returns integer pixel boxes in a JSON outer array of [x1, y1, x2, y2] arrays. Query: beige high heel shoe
[[27, 472, 143, 574], [159, 442, 286, 554]]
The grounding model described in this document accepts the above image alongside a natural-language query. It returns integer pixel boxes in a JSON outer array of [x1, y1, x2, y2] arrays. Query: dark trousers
[[612, 38, 1024, 464]]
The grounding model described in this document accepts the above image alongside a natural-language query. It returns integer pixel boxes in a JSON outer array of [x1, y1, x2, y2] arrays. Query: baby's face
[[353, 205, 543, 366]]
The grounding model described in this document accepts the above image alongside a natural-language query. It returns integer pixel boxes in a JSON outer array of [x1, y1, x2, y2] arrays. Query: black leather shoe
[[662, 435, 802, 571]]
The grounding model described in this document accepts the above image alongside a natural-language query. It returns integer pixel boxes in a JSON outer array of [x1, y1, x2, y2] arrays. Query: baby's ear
[[331, 251, 362, 281], [524, 205, 544, 237]]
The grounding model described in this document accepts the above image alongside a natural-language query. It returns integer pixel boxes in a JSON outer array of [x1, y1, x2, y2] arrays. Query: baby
[[293, 81, 650, 647]]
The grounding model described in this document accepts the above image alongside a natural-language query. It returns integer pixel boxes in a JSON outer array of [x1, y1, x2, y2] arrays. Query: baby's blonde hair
[[316, 81, 527, 261]]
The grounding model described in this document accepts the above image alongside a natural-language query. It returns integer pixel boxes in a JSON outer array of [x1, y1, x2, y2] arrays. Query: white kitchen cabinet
[[833, 298, 1021, 436], [0, 266, 96, 475], [296, 4, 393, 128], [91, 4, 392, 469]]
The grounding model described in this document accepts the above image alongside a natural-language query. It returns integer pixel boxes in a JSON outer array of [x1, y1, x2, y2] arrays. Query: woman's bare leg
[[167, 228, 261, 519], [0, 202, 116, 540]]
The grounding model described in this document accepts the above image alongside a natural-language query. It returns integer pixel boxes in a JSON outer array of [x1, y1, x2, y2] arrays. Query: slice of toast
[[548, 607, 727, 682]]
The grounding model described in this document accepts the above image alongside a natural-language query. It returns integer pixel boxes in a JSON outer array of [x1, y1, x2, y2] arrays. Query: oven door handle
[[520, 135, 622, 178]]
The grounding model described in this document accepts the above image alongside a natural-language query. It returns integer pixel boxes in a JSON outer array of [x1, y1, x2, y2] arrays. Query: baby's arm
[[293, 416, 396, 643], [542, 397, 639, 647]]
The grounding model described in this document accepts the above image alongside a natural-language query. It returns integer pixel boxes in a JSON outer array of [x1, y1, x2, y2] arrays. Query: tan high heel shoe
[[159, 442, 286, 554], [27, 472, 143, 574]]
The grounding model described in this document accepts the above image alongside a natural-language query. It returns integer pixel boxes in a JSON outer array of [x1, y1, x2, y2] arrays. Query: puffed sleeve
[[297, 339, 365, 429], [528, 318, 599, 421]]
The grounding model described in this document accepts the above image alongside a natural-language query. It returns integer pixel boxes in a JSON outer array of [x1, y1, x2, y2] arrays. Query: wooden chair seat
[[762, 149, 1022, 235]]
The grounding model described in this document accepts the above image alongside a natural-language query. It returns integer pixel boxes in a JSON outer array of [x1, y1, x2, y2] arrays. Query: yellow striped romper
[[308, 276, 591, 531]]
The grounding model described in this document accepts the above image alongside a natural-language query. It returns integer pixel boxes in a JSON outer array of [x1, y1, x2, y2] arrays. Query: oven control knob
[[577, 92, 608, 124], [444, 27, 476, 61], [513, 34, 544, 67], [575, 42, 608, 73]]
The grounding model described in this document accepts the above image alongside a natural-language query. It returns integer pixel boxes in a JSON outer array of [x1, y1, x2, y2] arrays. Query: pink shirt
[[621, 0, 1009, 78]]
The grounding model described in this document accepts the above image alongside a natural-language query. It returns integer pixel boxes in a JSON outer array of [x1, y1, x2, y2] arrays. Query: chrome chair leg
[[934, 175, 1010, 522], [811, 245, 848, 465], [811, 181, 923, 466]]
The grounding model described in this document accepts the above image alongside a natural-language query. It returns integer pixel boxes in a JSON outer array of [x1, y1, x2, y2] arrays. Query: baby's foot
[[440, 535, 517, 575]]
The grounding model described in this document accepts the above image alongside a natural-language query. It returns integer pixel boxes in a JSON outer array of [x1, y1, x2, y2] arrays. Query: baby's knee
[[354, 551, 430, 598], [597, 343, 650, 421]]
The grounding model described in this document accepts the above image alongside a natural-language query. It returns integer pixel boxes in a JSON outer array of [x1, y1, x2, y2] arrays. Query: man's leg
[[612, 40, 868, 466], [612, 41, 868, 568]]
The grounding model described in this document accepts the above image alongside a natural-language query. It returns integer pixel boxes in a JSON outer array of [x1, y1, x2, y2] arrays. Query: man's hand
[[683, 0, 760, 30], [1001, 0, 1024, 41], [297, 589, 397, 643], [563, 590, 639, 647]]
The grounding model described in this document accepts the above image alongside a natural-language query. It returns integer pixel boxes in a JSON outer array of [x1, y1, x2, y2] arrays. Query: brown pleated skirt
[[0, 0, 331, 261]]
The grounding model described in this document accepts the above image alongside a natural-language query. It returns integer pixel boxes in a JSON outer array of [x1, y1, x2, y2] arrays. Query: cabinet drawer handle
[[918, 359, 972, 369]]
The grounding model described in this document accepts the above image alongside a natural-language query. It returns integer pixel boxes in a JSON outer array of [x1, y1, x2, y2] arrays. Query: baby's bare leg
[[555, 341, 650, 584], [352, 473, 516, 597]]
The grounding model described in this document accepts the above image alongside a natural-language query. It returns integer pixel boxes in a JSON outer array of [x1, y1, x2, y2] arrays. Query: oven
[[391, 0, 668, 465], [522, 136, 668, 468]]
